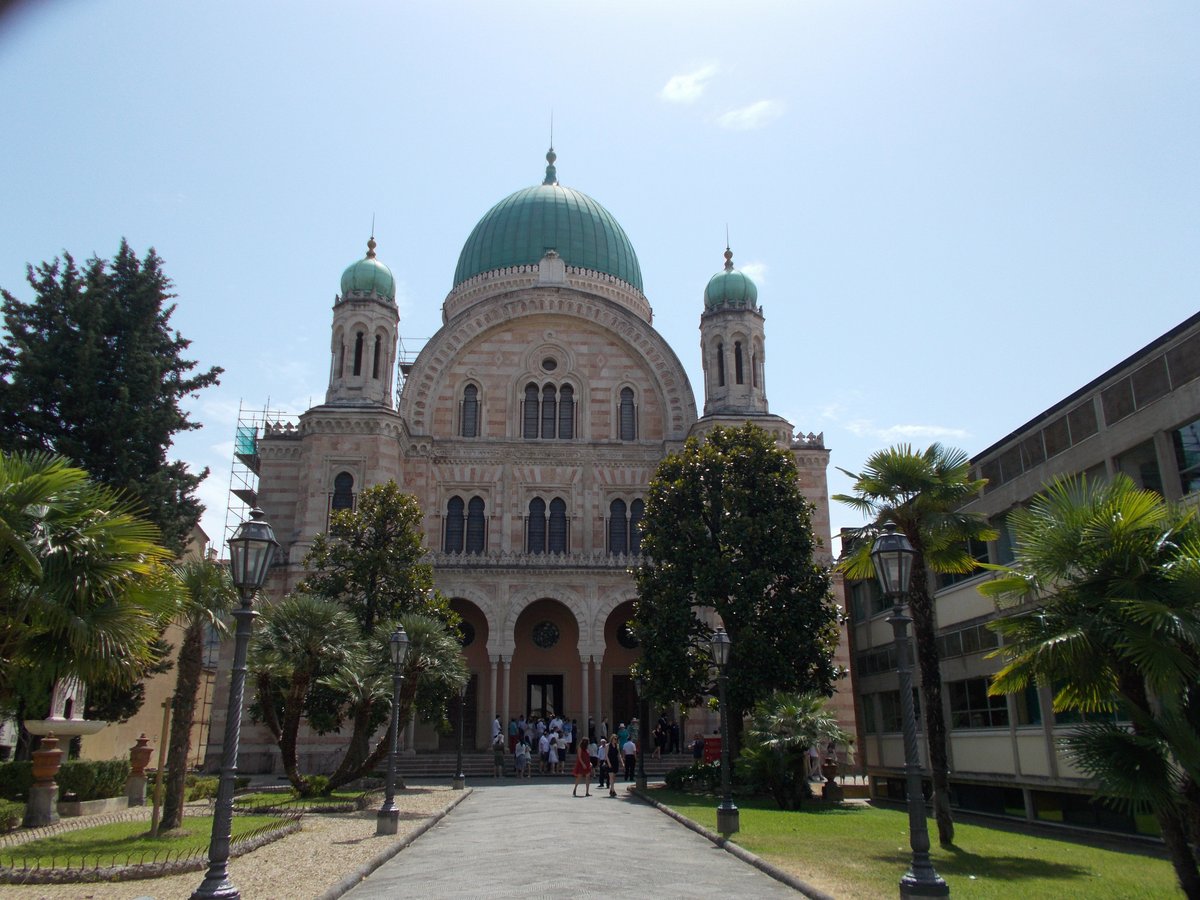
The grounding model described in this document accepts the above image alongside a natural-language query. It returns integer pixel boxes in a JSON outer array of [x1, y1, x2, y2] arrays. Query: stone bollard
[[23, 733, 63, 828], [127, 733, 153, 807]]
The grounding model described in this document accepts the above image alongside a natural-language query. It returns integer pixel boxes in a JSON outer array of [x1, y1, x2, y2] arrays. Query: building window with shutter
[[444, 496, 465, 553], [466, 496, 486, 554], [548, 498, 568, 554], [527, 498, 547, 553], [461, 384, 479, 437], [608, 499, 628, 554], [619, 387, 637, 441]]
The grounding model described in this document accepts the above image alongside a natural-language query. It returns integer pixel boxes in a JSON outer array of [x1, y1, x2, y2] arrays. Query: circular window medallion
[[541, 357, 558, 372], [532, 620, 560, 649], [617, 621, 639, 649], [458, 621, 476, 648]]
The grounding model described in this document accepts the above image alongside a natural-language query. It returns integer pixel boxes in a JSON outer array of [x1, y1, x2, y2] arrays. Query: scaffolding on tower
[[223, 401, 294, 547]]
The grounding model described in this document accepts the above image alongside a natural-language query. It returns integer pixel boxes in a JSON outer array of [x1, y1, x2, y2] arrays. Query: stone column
[[580, 657, 590, 730], [490, 656, 500, 726], [126, 733, 153, 807], [24, 733, 63, 828], [593, 661, 603, 728], [501, 657, 511, 724]]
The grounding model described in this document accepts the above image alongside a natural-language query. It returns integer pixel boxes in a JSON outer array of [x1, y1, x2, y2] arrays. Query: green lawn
[[651, 789, 1181, 899], [0, 814, 282, 868], [234, 789, 366, 808]]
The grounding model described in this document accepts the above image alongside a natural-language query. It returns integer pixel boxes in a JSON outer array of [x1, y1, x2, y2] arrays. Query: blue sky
[[1, 1, 1197, 553]]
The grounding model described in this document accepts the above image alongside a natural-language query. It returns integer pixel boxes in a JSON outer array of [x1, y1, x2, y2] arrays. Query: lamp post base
[[452, 775, 465, 790], [376, 808, 400, 836], [900, 873, 950, 898], [717, 805, 740, 837]]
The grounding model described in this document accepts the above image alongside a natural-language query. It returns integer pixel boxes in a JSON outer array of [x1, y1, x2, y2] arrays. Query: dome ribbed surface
[[340, 255, 396, 301], [704, 268, 758, 310], [453, 183, 643, 291]]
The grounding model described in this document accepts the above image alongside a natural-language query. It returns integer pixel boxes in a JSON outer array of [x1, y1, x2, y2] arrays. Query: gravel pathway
[[4, 786, 458, 900]]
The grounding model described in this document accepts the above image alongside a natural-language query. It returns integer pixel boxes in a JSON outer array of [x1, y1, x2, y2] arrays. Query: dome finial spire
[[367, 214, 377, 259], [543, 145, 558, 186], [723, 230, 734, 272]]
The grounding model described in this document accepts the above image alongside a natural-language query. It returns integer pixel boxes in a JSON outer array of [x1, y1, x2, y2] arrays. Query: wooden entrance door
[[440, 673, 478, 751], [611, 672, 637, 728], [526, 674, 564, 720]]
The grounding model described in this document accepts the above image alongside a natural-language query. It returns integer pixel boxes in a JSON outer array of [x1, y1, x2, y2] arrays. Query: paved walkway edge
[[318, 788, 474, 900], [631, 789, 835, 900]]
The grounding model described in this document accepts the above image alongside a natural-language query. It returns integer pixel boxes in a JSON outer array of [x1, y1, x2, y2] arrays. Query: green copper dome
[[453, 149, 643, 292], [704, 247, 758, 310], [340, 237, 396, 301]]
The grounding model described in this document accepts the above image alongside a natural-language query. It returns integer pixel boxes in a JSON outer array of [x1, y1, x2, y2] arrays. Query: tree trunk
[[279, 676, 310, 791], [1158, 805, 1200, 899], [908, 551, 955, 846], [160, 620, 202, 830]]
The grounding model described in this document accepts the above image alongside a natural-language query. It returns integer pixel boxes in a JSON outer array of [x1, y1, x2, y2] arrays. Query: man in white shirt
[[538, 731, 551, 774], [622, 737, 637, 782]]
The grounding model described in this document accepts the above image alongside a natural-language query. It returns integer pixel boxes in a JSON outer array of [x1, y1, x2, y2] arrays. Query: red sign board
[[703, 737, 722, 764]]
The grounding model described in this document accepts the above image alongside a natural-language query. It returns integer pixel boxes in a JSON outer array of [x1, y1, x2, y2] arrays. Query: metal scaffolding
[[222, 401, 293, 548]]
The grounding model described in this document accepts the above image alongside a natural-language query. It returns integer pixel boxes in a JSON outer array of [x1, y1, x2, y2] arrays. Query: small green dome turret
[[340, 237, 396, 301], [704, 247, 757, 310], [453, 148, 643, 292]]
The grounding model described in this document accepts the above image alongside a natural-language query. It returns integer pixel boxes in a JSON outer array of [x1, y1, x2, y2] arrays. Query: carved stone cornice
[[443, 265, 651, 324], [426, 549, 643, 572], [298, 405, 407, 439]]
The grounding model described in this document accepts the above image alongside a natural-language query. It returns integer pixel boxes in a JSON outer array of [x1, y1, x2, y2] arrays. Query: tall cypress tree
[[0, 240, 221, 552]]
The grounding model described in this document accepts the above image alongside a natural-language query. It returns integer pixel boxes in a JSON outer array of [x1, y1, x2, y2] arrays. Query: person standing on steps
[[606, 733, 622, 797], [572, 737, 593, 796]]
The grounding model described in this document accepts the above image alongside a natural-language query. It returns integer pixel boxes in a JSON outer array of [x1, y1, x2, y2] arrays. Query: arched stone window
[[548, 498, 567, 554], [735, 341, 744, 385], [331, 472, 355, 512], [541, 384, 557, 439], [717, 342, 725, 387], [372, 335, 382, 379], [629, 498, 644, 554], [558, 385, 574, 439], [527, 498, 547, 553], [444, 496, 465, 553], [466, 496, 486, 554], [619, 387, 637, 441], [353, 331, 364, 376], [523, 383, 539, 439], [608, 498, 628, 555], [461, 384, 479, 438]]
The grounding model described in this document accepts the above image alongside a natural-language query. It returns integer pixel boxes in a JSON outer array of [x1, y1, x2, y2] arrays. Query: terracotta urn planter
[[130, 733, 153, 777], [31, 733, 64, 788]]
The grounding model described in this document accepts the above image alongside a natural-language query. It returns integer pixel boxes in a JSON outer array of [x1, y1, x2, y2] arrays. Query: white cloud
[[844, 419, 971, 443], [738, 261, 766, 284], [716, 100, 784, 131], [659, 65, 718, 104]]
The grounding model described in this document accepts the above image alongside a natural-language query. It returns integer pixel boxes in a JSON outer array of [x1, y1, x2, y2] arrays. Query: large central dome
[[453, 150, 643, 292]]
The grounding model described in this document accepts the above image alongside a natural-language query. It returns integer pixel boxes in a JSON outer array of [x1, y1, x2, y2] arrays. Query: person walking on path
[[572, 737, 593, 796], [606, 733, 622, 797], [492, 732, 506, 778], [622, 735, 637, 782]]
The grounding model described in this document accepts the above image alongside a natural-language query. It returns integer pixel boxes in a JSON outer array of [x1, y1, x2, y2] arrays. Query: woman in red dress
[[572, 737, 593, 797]]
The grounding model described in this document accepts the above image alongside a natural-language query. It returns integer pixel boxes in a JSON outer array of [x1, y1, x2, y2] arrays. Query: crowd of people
[[489, 712, 685, 788]]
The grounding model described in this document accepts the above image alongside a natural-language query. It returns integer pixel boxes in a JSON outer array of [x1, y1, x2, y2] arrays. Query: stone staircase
[[395, 751, 696, 780]]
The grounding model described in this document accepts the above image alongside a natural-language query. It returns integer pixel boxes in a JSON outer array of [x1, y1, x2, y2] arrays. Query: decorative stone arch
[[436, 583, 499, 650], [591, 587, 639, 651], [500, 585, 589, 657]]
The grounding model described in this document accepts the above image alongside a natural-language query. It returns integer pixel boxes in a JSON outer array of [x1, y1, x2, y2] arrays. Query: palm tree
[[159, 556, 237, 830], [980, 474, 1200, 897], [0, 451, 174, 728], [834, 443, 995, 846], [251, 593, 361, 793]]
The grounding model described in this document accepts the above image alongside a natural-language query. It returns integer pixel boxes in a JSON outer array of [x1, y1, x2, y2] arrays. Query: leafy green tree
[[834, 443, 995, 847], [737, 691, 853, 810], [0, 451, 175, 747], [0, 240, 221, 553], [980, 474, 1200, 896], [634, 423, 840, 757], [160, 556, 237, 830]]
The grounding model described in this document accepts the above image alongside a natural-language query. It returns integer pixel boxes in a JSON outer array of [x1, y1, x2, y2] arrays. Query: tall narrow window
[[338, 342, 346, 378], [331, 472, 355, 511], [466, 496, 486, 554], [523, 383, 539, 439], [608, 499, 628, 555], [372, 335, 382, 379], [548, 498, 567, 554], [461, 385, 479, 438], [735, 341, 744, 384], [527, 498, 547, 553], [353, 331, 364, 376], [619, 388, 636, 441], [629, 499, 644, 554], [444, 496, 465, 553], [751, 353, 758, 388], [558, 385, 574, 439], [541, 385, 557, 439], [716, 343, 725, 387]]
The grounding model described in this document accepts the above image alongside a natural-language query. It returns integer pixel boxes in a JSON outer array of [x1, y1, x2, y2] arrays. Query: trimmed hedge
[[0, 799, 21, 834], [0, 759, 130, 803], [663, 760, 724, 793]]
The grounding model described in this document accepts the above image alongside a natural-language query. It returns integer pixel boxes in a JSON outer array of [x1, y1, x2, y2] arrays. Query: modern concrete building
[[210, 148, 852, 773], [849, 310, 1200, 834]]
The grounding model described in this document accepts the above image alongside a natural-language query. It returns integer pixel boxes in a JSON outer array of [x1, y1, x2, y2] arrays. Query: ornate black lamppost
[[709, 626, 739, 837], [452, 679, 467, 790], [192, 509, 277, 900], [633, 674, 648, 791], [871, 523, 950, 898], [376, 625, 410, 835]]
